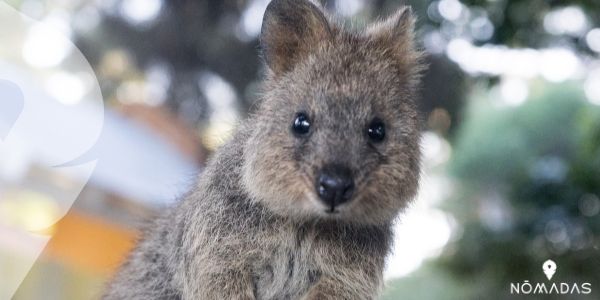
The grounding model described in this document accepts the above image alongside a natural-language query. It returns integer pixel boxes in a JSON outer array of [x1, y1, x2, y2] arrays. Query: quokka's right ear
[[260, 0, 332, 76]]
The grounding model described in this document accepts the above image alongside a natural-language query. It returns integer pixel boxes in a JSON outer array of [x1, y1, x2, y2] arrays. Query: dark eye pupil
[[368, 119, 385, 142], [292, 113, 311, 135]]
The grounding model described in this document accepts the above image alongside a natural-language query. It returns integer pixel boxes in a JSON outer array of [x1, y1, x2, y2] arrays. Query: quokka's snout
[[316, 163, 355, 212]]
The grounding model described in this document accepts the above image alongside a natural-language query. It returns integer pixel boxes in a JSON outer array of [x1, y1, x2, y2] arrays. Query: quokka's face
[[243, 0, 424, 225]]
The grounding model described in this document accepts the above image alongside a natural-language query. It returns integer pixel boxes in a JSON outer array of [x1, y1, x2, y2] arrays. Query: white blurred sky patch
[[543, 6, 588, 36], [586, 28, 600, 53], [499, 77, 529, 107], [119, 0, 162, 26], [539, 49, 581, 83], [446, 39, 584, 83], [199, 71, 240, 150], [22, 22, 71, 68], [437, 0, 464, 22], [45, 71, 92, 106], [386, 200, 453, 278], [334, 0, 364, 17], [238, 0, 270, 41], [585, 67, 600, 106], [385, 132, 455, 279], [469, 16, 494, 41]]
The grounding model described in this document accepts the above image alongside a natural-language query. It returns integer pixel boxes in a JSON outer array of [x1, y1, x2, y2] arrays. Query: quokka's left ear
[[366, 6, 421, 68]]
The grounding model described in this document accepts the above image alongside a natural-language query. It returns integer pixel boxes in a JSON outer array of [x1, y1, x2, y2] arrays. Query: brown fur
[[103, 1, 424, 299]]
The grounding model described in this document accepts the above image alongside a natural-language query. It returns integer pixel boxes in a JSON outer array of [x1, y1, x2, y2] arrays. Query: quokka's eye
[[367, 118, 386, 143], [292, 112, 311, 136]]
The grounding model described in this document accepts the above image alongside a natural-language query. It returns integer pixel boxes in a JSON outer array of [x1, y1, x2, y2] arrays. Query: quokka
[[104, 0, 424, 299]]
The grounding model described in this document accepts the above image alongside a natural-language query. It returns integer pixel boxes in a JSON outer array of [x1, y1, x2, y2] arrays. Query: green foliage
[[435, 84, 600, 298], [450, 85, 584, 184]]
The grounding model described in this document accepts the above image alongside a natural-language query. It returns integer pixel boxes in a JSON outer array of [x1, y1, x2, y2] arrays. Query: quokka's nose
[[316, 165, 355, 210]]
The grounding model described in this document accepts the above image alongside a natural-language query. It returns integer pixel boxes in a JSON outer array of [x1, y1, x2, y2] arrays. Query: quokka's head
[[242, 0, 424, 225]]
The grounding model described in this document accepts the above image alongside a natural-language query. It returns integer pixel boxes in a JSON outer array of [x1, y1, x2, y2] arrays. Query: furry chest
[[250, 235, 320, 299]]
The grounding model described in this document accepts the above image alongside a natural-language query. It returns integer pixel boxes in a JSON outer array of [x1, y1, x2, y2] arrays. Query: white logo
[[0, 2, 104, 299], [543, 259, 557, 280], [510, 259, 592, 295]]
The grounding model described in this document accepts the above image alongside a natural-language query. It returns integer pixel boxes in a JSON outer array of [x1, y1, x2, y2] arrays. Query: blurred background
[[1, 0, 599, 299]]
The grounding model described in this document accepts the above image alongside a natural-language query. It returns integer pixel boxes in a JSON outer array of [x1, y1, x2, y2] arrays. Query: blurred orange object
[[42, 210, 138, 276]]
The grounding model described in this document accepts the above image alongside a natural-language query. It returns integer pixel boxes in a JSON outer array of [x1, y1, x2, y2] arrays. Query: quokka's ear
[[367, 6, 420, 67], [260, 0, 332, 75]]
